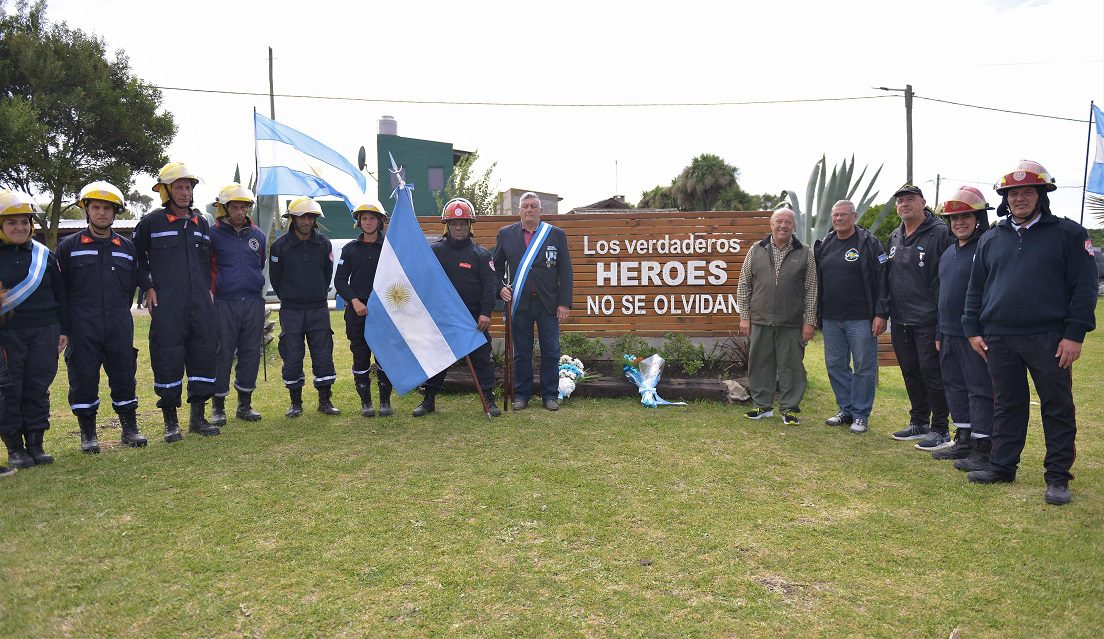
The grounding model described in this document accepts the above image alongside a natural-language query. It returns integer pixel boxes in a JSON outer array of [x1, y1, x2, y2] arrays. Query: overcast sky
[[31, 0, 1104, 225]]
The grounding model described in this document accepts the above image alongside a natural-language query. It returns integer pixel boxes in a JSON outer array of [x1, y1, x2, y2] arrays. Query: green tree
[[0, 0, 175, 246], [670, 154, 739, 211], [637, 182, 677, 209], [432, 150, 503, 216]]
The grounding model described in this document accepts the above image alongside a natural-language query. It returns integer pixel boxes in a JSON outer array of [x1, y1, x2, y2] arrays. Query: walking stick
[[503, 298, 515, 411], [466, 355, 492, 419]]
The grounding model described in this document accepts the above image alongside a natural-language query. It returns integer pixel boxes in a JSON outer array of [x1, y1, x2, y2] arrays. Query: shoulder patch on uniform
[[1086, 239, 1094, 255], [271, 255, 279, 263], [877, 252, 888, 264]]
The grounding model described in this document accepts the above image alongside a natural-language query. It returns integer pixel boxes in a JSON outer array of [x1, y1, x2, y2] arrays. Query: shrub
[[659, 332, 707, 376], [559, 332, 607, 361], [610, 333, 652, 365]]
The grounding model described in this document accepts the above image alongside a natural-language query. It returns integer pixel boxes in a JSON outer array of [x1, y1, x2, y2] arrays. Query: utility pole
[[934, 174, 940, 210], [875, 84, 915, 185], [268, 47, 276, 119], [905, 84, 914, 185]]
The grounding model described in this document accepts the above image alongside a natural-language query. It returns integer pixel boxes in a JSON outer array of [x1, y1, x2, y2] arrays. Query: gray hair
[[832, 199, 857, 214], [519, 192, 542, 209]]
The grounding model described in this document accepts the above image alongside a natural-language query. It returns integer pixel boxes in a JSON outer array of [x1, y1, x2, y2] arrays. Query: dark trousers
[[278, 307, 336, 389], [986, 332, 1077, 484], [215, 297, 264, 396], [65, 311, 138, 416], [512, 302, 560, 402], [425, 332, 495, 396], [891, 323, 948, 431], [939, 334, 993, 436], [0, 323, 60, 435], [344, 307, 390, 390], [149, 289, 217, 408]]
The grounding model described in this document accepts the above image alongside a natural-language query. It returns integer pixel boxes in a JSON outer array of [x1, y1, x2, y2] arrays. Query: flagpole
[[503, 299, 515, 411], [1080, 101, 1094, 226], [465, 356, 492, 418]]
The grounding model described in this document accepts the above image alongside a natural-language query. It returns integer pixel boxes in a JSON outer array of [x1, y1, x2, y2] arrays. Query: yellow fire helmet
[[0, 189, 41, 244], [213, 183, 256, 218], [283, 196, 324, 218], [78, 180, 126, 212], [151, 161, 201, 205], [351, 201, 387, 227]]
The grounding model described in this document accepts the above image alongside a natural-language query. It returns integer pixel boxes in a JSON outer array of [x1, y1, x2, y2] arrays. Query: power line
[[153, 86, 895, 108], [156, 83, 1092, 123], [914, 95, 1086, 123]]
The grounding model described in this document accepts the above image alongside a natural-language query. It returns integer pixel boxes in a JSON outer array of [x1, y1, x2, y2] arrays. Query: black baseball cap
[[893, 184, 924, 199]]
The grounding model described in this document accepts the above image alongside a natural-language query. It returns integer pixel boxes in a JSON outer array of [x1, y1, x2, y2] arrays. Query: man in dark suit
[[493, 192, 573, 410]]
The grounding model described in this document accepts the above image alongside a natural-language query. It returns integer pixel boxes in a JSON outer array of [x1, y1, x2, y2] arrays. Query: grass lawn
[[2, 309, 1102, 638]]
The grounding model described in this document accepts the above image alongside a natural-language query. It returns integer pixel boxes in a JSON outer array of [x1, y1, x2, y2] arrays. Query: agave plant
[[783, 155, 892, 244]]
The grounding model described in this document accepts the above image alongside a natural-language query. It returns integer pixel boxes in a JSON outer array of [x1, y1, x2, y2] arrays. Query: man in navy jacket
[[963, 161, 1097, 505], [208, 184, 267, 425], [493, 192, 572, 411]]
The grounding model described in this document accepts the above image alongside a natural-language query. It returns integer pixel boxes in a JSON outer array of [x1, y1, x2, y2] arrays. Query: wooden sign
[[418, 210, 772, 337]]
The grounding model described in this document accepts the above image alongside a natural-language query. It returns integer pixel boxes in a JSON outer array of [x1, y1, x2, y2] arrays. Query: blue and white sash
[[1, 240, 50, 315], [510, 222, 552, 315]]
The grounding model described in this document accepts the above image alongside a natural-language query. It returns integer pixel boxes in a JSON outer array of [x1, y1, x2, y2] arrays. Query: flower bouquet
[[558, 355, 586, 401], [623, 354, 686, 408]]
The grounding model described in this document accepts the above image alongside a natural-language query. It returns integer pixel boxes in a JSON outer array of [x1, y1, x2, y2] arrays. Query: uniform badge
[[888, 246, 897, 259], [1086, 239, 1095, 255], [877, 252, 888, 264], [249, 238, 260, 252], [844, 248, 860, 262], [545, 245, 558, 268], [488, 260, 495, 271], [459, 262, 472, 269]]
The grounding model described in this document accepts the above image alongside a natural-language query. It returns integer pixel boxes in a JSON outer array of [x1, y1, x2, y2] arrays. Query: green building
[[376, 118, 466, 217]]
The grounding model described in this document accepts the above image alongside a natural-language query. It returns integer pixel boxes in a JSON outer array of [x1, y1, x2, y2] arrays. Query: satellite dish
[[357, 146, 367, 171]]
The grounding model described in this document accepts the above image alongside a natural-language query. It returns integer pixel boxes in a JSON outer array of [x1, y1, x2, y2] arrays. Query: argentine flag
[[363, 180, 487, 395], [254, 113, 366, 209], [1088, 104, 1104, 195]]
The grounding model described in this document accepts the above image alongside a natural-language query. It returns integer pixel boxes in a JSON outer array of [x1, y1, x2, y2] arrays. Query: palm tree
[[670, 154, 738, 211]]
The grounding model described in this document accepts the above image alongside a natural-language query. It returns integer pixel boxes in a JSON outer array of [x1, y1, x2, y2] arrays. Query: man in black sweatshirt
[[413, 198, 500, 418], [269, 197, 339, 418], [962, 161, 1098, 506], [885, 185, 954, 448]]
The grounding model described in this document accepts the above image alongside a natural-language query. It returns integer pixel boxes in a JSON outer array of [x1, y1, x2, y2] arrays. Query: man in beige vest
[[736, 207, 818, 425]]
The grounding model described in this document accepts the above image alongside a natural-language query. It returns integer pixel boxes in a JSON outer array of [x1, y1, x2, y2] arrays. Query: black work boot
[[286, 388, 303, 418], [932, 427, 971, 460], [356, 383, 375, 417], [317, 387, 341, 416], [209, 396, 227, 426], [485, 392, 502, 418], [377, 382, 393, 417], [967, 468, 1014, 484], [188, 401, 221, 436], [78, 414, 100, 454], [2, 432, 35, 469], [412, 390, 436, 417], [236, 391, 261, 422], [25, 431, 54, 465], [163, 407, 182, 443], [954, 437, 992, 472], [118, 409, 148, 448]]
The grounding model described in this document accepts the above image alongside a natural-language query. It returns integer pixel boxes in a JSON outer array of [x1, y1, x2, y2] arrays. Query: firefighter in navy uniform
[[413, 198, 500, 417], [0, 190, 68, 469], [269, 196, 340, 418], [56, 181, 146, 452], [334, 201, 393, 418], [208, 183, 266, 425], [133, 162, 221, 441]]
